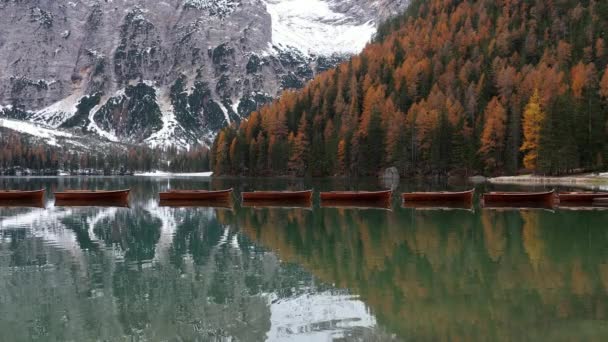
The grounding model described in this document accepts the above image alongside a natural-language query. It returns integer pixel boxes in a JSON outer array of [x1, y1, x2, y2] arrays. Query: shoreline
[[0, 171, 214, 178], [134, 171, 213, 177], [487, 174, 608, 188]]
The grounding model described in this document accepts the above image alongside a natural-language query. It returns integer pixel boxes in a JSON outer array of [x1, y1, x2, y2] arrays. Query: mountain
[[210, 0, 608, 177], [0, 0, 409, 149]]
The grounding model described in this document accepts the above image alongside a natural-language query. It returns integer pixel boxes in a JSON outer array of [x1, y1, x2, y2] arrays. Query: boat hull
[[320, 190, 392, 202], [558, 192, 608, 203], [0, 189, 45, 201], [54, 190, 130, 202], [482, 190, 555, 207], [159, 189, 233, 201], [402, 190, 474, 203], [242, 190, 313, 202]]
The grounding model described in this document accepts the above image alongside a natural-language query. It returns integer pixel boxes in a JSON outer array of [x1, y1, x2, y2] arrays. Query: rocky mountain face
[[0, 0, 408, 148]]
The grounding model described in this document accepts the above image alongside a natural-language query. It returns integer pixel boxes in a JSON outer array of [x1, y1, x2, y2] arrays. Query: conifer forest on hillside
[[211, 0, 608, 177]]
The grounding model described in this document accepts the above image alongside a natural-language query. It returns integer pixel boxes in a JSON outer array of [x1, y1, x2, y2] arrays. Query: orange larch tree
[[479, 97, 507, 173]]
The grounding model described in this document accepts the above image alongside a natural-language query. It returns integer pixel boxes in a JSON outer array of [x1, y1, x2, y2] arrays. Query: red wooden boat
[[482, 190, 556, 206], [54, 189, 130, 201], [320, 190, 392, 202], [402, 189, 474, 204], [242, 190, 313, 202], [159, 189, 233, 201], [0, 189, 45, 201], [558, 191, 608, 203]]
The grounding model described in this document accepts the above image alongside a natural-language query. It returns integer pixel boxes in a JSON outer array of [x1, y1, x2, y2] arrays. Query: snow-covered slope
[[0, 117, 129, 155], [0, 118, 73, 147], [0, 0, 408, 149], [265, 0, 376, 55]]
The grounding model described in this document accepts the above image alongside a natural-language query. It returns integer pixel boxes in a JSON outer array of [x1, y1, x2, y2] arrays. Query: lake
[[1, 177, 608, 341]]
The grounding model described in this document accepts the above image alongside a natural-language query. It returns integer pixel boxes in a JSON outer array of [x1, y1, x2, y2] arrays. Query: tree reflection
[[237, 206, 608, 340]]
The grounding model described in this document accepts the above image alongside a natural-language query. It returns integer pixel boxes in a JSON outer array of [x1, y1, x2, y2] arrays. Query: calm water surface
[[1, 177, 608, 341]]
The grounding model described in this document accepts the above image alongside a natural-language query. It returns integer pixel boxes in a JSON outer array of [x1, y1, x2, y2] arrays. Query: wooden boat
[[159, 189, 233, 201], [482, 190, 556, 207], [402, 189, 474, 204], [241, 190, 313, 202], [0, 189, 45, 201], [54, 189, 130, 202], [558, 191, 608, 203], [320, 190, 392, 202]]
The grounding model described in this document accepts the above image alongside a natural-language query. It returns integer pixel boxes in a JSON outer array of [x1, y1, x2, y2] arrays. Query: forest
[[211, 0, 608, 177], [0, 131, 209, 175]]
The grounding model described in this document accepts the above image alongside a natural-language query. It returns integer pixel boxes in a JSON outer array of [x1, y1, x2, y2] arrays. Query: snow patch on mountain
[[86, 100, 120, 143], [145, 91, 194, 149], [183, 0, 241, 17], [0, 118, 72, 146], [30, 93, 81, 127], [264, 0, 376, 55], [219, 103, 231, 124]]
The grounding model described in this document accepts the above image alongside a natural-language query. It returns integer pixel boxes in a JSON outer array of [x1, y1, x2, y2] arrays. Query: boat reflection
[[0, 199, 46, 208], [481, 203, 556, 211], [402, 201, 474, 211], [242, 199, 313, 209], [159, 199, 233, 210], [320, 199, 392, 211], [54, 199, 130, 208]]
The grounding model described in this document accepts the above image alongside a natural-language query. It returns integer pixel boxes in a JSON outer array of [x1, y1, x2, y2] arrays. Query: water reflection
[[0, 178, 607, 340], [238, 205, 608, 340]]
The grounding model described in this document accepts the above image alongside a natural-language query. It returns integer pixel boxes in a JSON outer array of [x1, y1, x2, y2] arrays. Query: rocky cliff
[[0, 0, 408, 148]]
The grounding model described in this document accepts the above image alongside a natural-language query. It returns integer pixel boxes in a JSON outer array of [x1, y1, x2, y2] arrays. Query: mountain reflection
[[0, 199, 386, 341]]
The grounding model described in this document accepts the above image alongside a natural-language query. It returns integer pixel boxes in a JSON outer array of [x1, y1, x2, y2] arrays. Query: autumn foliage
[[212, 0, 608, 176], [0, 130, 210, 175], [520, 90, 545, 170]]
